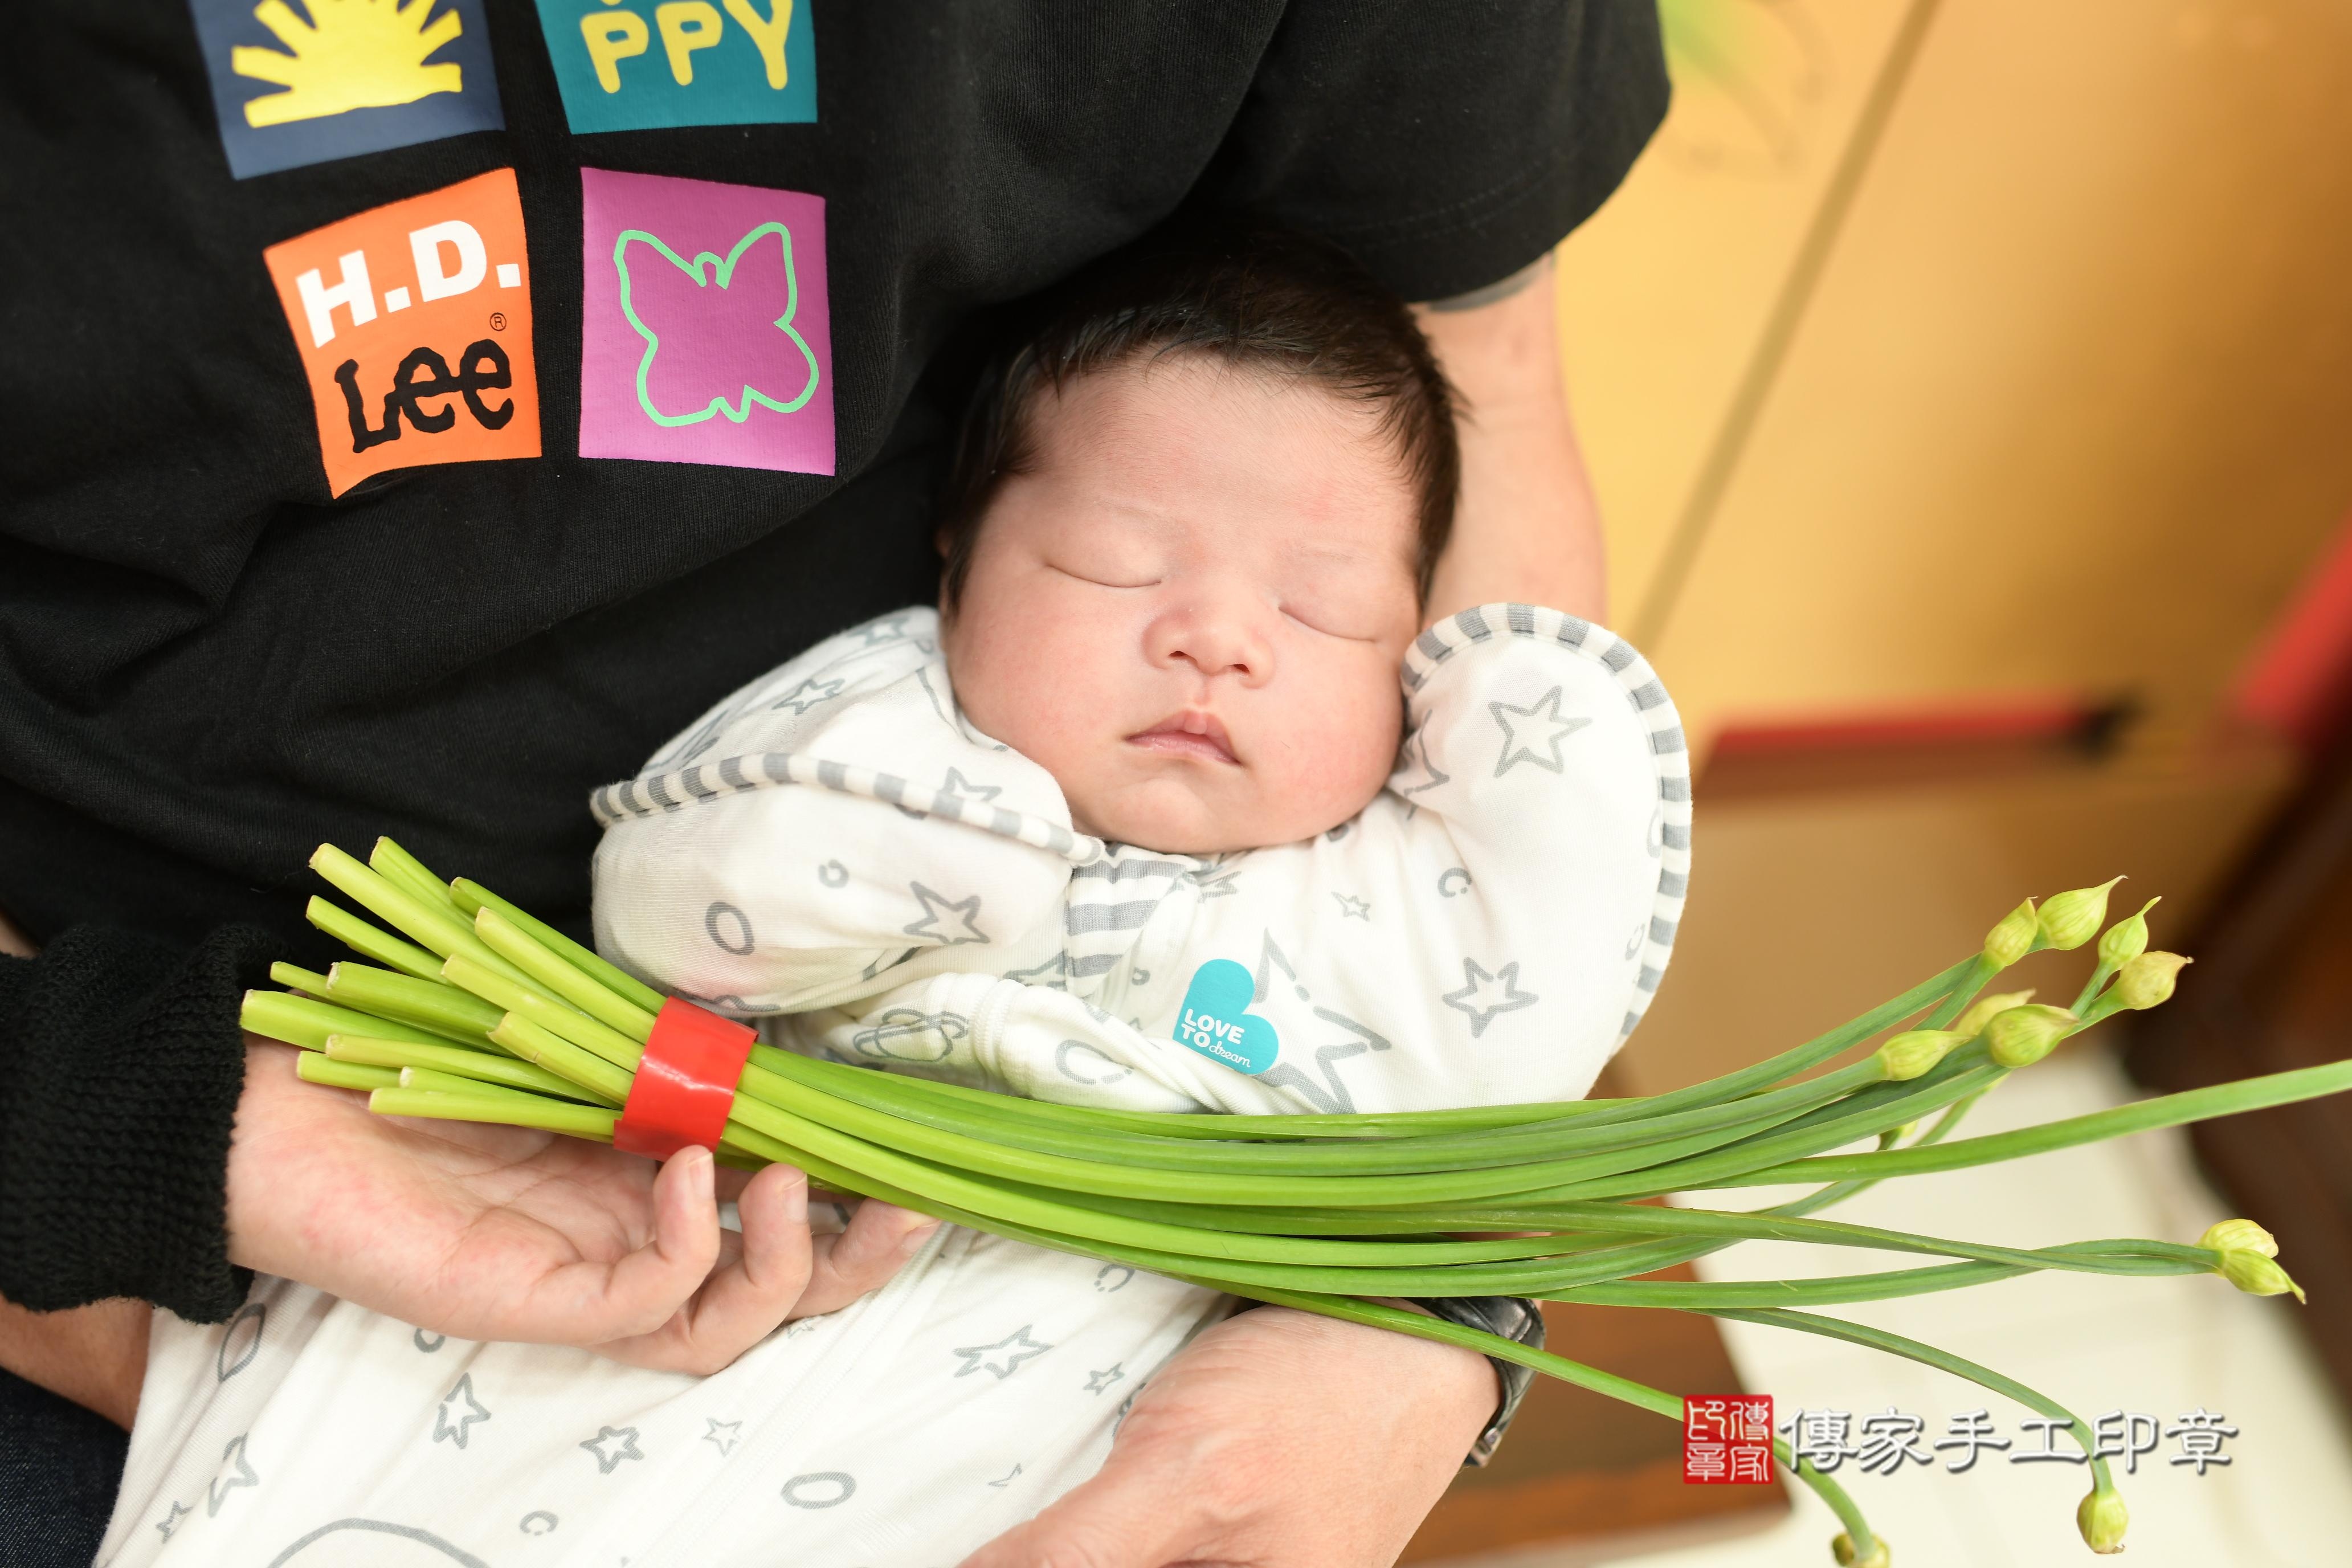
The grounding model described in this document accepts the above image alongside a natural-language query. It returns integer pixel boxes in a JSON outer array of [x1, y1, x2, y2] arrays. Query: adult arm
[[1419, 256, 1608, 624], [962, 1304, 1497, 1568]]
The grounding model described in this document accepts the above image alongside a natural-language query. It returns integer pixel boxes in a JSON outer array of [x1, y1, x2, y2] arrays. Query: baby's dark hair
[[936, 224, 1459, 608]]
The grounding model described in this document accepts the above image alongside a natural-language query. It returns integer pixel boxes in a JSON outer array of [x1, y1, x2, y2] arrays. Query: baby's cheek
[[1280, 691, 1402, 829]]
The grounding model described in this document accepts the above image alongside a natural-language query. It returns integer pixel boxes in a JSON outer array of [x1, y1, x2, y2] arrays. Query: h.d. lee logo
[[263, 169, 540, 496]]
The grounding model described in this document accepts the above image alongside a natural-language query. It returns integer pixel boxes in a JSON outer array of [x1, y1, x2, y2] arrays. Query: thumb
[[957, 1441, 1214, 1568]]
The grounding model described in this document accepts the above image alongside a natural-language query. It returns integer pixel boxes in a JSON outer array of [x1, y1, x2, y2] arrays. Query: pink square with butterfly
[[578, 168, 835, 475]]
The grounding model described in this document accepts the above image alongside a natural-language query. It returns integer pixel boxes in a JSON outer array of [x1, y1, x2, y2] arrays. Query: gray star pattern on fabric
[[156, 1501, 193, 1540], [1393, 729, 1450, 799], [703, 1418, 742, 1456], [904, 882, 989, 945], [859, 615, 910, 646], [413, 1328, 446, 1354], [207, 1434, 259, 1517], [940, 767, 1002, 804], [1085, 1363, 1126, 1394], [1004, 952, 1071, 989], [952, 1325, 1054, 1379], [520, 1510, 559, 1534], [987, 1463, 1023, 1488], [770, 675, 846, 715], [1489, 687, 1592, 777], [1095, 1264, 1136, 1292], [1332, 892, 1371, 920], [579, 1425, 645, 1474], [1442, 959, 1539, 1038], [433, 1374, 491, 1448], [1187, 864, 1242, 900]]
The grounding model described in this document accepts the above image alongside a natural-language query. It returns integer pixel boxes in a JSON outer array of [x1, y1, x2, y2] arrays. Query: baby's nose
[[1146, 601, 1274, 683]]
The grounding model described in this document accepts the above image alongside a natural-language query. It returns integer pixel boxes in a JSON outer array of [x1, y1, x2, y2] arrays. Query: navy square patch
[[186, 0, 506, 179]]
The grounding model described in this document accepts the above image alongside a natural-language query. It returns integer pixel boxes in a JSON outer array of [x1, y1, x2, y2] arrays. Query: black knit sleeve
[[1204, 0, 1670, 301], [0, 925, 272, 1322]]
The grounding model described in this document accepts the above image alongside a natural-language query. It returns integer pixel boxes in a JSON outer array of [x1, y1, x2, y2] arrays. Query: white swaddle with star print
[[100, 603, 1690, 1568]]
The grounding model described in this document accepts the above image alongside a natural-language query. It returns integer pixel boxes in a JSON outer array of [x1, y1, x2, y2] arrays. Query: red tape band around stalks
[[613, 998, 756, 1159]]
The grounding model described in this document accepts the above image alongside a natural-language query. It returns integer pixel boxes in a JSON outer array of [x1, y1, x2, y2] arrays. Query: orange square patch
[[264, 169, 540, 496]]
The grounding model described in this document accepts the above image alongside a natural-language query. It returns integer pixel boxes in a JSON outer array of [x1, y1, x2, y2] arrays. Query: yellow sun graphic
[[231, 0, 465, 128]]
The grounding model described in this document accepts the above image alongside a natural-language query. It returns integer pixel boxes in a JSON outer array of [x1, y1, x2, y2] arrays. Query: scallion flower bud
[[1876, 1030, 1968, 1081], [1831, 1530, 1890, 1567], [1983, 900, 2039, 967], [2198, 1218, 2277, 1258], [2219, 1249, 2306, 1303], [2096, 897, 2159, 969], [1983, 1003, 2076, 1067], [2077, 1485, 2129, 1553], [2112, 952, 2190, 1010], [2037, 877, 2122, 952], [1951, 989, 2036, 1038]]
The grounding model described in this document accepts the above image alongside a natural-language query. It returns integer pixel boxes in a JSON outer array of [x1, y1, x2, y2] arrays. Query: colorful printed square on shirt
[[263, 169, 540, 496], [186, 0, 505, 179], [533, 0, 814, 133], [577, 169, 834, 476]]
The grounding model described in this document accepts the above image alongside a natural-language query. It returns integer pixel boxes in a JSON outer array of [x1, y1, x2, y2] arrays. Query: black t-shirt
[[2, 1, 1664, 957]]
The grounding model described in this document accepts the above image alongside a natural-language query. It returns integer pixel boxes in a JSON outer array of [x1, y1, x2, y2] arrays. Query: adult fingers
[[792, 1199, 942, 1318], [516, 1145, 724, 1346], [593, 1163, 815, 1374]]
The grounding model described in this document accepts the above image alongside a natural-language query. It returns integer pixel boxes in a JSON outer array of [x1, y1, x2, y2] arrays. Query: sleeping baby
[[100, 228, 1690, 1567]]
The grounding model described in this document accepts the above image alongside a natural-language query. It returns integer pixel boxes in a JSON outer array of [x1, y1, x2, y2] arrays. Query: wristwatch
[[1419, 1295, 1546, 1467]]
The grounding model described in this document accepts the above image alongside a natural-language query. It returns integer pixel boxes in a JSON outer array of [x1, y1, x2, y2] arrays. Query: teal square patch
[[532, 0, 815, 133]]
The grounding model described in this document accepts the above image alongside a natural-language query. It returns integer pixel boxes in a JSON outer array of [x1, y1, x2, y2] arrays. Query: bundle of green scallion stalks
[[244, 840, 2351, 1565]]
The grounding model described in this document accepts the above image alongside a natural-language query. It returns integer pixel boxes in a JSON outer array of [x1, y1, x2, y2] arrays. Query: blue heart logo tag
[[1174, 959, 1279, 1075]]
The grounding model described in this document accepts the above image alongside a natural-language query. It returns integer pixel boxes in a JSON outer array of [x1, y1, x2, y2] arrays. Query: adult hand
[[961, 1304, 1496, 1568], [226, 1039, 939, 1373]]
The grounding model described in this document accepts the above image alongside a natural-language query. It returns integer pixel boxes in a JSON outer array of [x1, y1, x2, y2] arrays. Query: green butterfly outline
[[613, 221, 820, 428]]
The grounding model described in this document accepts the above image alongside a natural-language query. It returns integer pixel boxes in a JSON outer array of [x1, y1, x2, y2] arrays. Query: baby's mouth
[[1128, 711, 1239, 765]]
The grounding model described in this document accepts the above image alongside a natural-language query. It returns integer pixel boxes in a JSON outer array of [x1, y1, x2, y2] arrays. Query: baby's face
[[942, 357, 1423, 853]]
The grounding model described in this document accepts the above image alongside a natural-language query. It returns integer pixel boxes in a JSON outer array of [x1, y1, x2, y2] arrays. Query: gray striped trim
[[1452, 606, 1493, 642], [1602, 642, 1636, 673], [1066, 900, 1159, 935], [1663, 823, 1692, 851], [1630, 680, 1667, 710], [1414, 628, 1448, 663], [590, 749, 1103, 864], [1650, 726, 1687, 756], [1661, 775, 1692, 802], [1506, 602, 1536, 635], [1073, 858, 1194, 882], [1621, 1010, 1644, 1038], [1658, 869, 1689, 897], [1638, 965, 1665, 993], [1648, 915, 1679, 945]]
